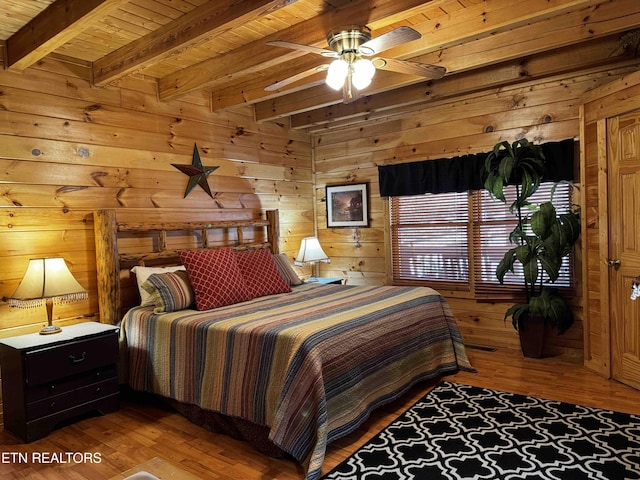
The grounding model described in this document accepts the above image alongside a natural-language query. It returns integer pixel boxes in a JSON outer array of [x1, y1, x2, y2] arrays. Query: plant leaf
[[505, 303, 529, 331], [522, 252, 539, 285], [531, 202, 555, 238], [515, 244, 531, 264], [499, 156, 515, 182], [558, 211, 581, 251], [496, 248, 518, 283], [539, 253, 561, 282]]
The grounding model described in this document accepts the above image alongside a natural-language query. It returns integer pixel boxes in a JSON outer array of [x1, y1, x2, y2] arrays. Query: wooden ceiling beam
[[297, 35, 637, 131], [92, 0, 297, 87], [5, 0, 128, 71], [252, 0, 640, 122], [157, 0, 439, 102], [385, 0, 603, 60]]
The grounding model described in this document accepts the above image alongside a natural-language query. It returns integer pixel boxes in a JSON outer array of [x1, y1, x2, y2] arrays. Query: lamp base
[[40, 299, 62, 335], [40, 324, 62, 335]]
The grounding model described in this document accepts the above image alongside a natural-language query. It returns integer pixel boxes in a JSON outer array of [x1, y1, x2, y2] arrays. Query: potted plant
[[483, 138, 580, 357]]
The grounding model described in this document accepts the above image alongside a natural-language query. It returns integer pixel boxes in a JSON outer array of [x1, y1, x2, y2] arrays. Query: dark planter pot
[[518, 316, 545, 358]]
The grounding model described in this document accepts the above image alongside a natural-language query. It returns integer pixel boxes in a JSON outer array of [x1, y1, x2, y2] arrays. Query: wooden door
[[608, 111, 640, 390]]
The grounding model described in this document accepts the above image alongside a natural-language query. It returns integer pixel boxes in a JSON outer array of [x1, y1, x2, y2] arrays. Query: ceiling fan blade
[[266, 40, 337, 57], [265, 65, 328, 92], [359, 26, 421, 56], [373, 57, 446, 79]]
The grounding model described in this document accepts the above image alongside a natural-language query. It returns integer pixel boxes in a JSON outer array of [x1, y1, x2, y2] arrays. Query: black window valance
[[378, 139, 575, 197]]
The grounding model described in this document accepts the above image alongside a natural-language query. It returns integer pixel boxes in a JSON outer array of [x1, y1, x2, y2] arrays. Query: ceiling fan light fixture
[[326, 58, 348, 90], [352, 58, 375, 90], [266, 25, 443, 102]]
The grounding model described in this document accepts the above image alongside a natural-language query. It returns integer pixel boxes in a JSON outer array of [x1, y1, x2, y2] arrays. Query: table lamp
[[294, 237, 330, 280], [10, 257, 88, 335]]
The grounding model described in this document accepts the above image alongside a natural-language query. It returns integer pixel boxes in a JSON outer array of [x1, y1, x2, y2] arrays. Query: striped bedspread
[[120, 283, 474, 479]]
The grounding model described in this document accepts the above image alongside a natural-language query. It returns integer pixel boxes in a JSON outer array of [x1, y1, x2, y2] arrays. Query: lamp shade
[[10, 258, 88, 309], [326, 56, 376, 92], [326, 59, 349, 90], [294, 237, 330, 266], [351, 58, 375, 90]]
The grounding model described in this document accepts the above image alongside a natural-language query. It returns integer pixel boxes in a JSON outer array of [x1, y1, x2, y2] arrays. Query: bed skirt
[[166, 398, 290, 459]]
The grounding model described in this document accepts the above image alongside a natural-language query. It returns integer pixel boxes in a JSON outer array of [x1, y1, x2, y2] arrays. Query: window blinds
[[390, 183, 574, 294]]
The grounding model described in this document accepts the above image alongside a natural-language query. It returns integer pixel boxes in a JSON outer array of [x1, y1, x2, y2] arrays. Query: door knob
[[607, 259, 621, 269]]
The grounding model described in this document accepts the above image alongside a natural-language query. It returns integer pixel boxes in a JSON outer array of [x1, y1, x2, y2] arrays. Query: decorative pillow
[[141, 270, 194, 313], [235, 248, 292, 298], [130, 265, 186, 306], [272, 253, 303, 286], [179, 248, 251, 310]]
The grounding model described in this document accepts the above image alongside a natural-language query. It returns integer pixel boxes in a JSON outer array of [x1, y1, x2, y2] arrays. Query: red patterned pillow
[[179, 248, 251, 310], [235, 248, 292, 298]]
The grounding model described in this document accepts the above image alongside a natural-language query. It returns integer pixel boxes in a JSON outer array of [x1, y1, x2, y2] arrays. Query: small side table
[[0, 322, 120, 443], [305, 277, 344, 285]]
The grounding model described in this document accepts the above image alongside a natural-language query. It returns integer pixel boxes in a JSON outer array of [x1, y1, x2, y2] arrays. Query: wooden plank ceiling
[[1, 0, 639, 131]]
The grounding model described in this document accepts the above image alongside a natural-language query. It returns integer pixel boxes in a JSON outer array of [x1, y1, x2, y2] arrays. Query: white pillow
[[130, 265, 186, 306]]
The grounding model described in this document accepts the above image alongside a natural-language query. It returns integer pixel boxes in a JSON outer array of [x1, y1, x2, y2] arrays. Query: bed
[[93, 209, 474, 480]]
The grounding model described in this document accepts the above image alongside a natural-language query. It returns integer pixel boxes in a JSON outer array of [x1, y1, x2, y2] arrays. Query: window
[[390, 191, 470, 290], [389, 183, 574, 295]]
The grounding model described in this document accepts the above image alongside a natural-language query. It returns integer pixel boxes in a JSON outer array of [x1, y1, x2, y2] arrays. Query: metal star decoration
[[172, 143, 219, 198]]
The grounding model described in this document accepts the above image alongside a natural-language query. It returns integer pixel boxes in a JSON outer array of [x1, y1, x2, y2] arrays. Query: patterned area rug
[[321, 381, 640, 480]]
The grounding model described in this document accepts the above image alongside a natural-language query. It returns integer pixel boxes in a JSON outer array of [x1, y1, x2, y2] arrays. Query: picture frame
[[326, 183, 369, 228]]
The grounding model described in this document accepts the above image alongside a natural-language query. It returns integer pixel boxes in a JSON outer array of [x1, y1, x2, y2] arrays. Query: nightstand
[[305, 277, 344, 285], [0, 322, 120, 443]]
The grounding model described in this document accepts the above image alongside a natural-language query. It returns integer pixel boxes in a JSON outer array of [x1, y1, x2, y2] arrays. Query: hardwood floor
[[2, 347, 640, 480]]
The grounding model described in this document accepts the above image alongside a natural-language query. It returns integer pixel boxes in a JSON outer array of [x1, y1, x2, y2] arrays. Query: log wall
[[0, 56, 314, 339], [312, 63, 640, 357], [1, 47, 639, 403]]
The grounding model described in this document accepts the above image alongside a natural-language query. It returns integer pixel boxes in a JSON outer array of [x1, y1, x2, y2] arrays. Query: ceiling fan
[[265, 25, 446, 103]]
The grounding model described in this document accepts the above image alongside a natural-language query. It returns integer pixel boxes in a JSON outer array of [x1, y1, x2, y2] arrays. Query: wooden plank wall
[[312, 63, 640, 357], [0, 55, 314, 340], [580, 118, 608, 374]]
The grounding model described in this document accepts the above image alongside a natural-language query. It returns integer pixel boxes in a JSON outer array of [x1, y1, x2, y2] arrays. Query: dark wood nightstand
[[305, 277, 344, 285], [0, 322, 120, 443]]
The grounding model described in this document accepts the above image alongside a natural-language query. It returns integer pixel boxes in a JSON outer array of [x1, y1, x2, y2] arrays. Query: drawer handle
[[69, 352, 87, 364]]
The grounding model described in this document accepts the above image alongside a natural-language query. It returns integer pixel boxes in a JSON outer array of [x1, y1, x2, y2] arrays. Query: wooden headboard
[[93, 209, 280, 325]]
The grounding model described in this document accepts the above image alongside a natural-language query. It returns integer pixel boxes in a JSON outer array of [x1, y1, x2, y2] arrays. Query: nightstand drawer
[[76, 377, 119, 404], [26, 390, 77, 420], [25, 334, 118, 385], [25, 375, 77, 403], [25, 365, 118, 402], [25, 377, 119, 421]]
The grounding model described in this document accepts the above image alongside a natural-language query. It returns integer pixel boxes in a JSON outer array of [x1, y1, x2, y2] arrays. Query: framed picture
[[326, 183, 369, 228]]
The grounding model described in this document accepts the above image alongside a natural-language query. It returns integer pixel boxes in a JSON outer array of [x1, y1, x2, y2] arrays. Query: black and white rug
[[321, 381, 640, 480]]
